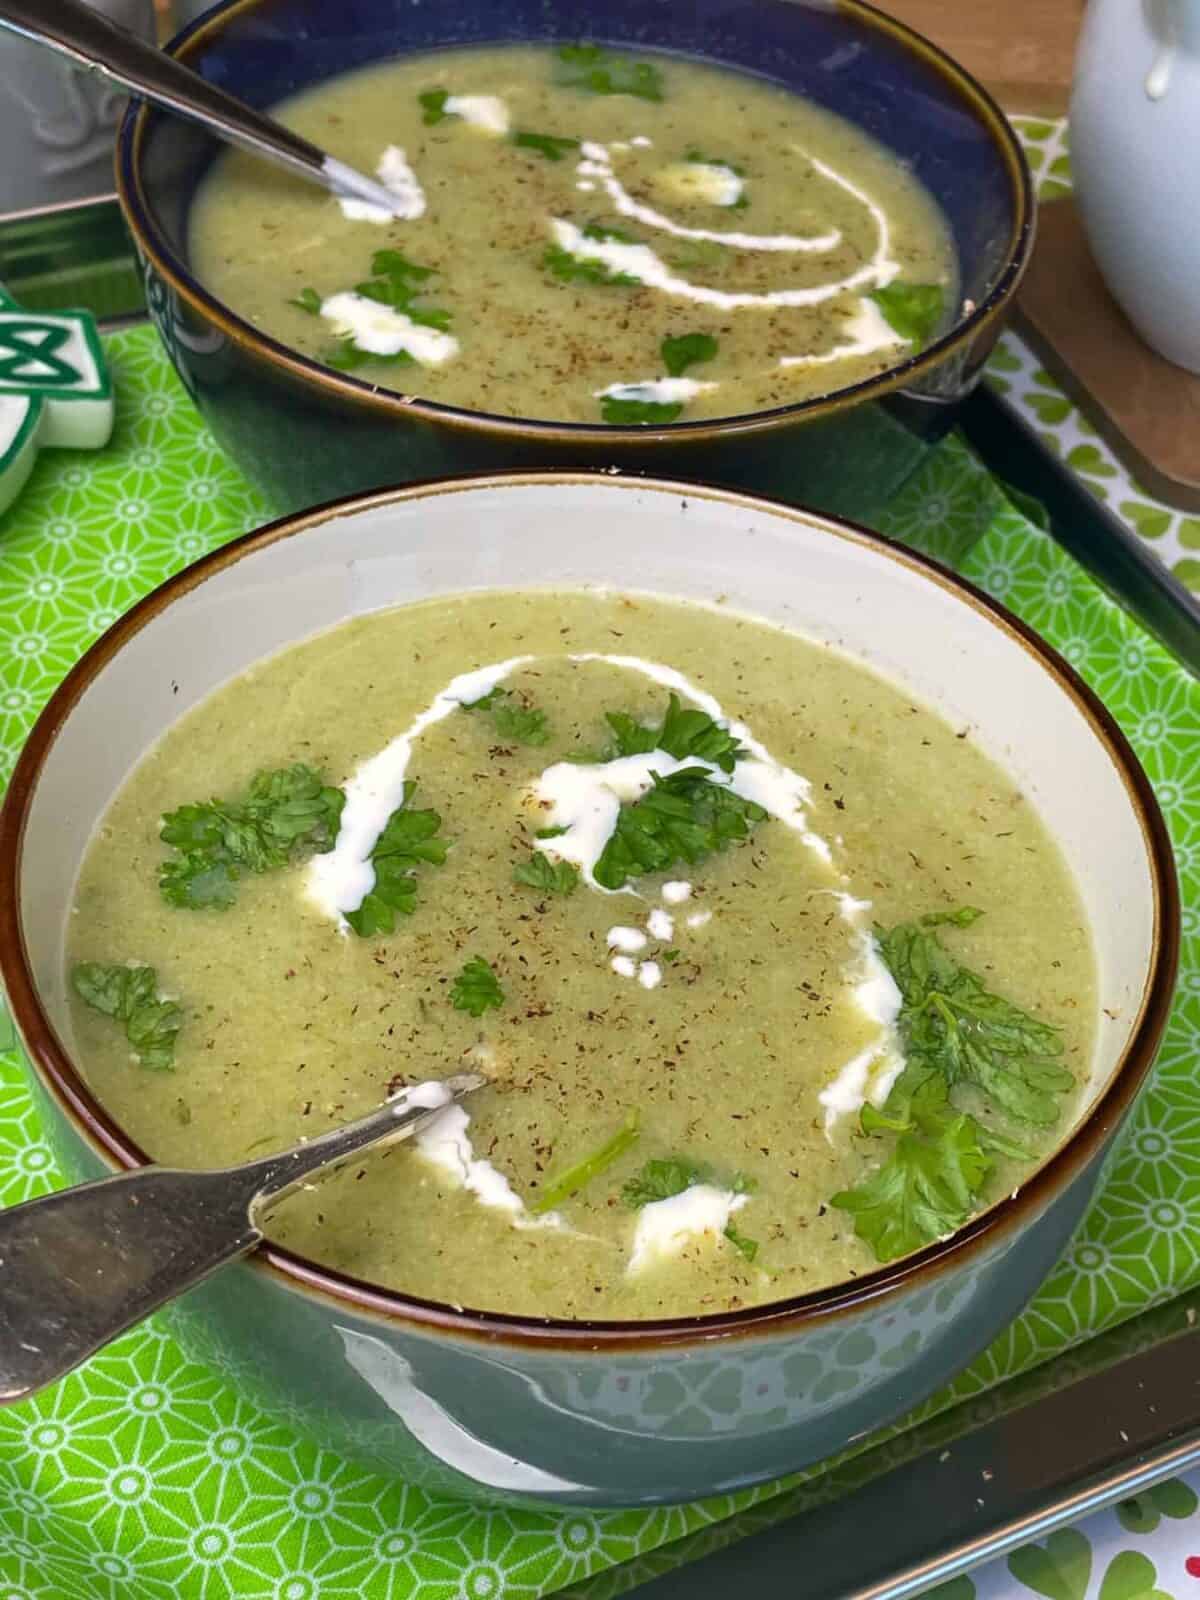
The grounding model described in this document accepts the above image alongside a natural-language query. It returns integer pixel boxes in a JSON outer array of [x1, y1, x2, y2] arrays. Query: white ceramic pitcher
[[1071, 0, 1200, 373]]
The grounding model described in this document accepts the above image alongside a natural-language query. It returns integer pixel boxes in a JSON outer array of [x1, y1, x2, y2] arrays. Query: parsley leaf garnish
[[724, 1222, 759, 1262], [513, 853, 579, 896], [877, 915, 1072, 1126], [556, 43, 664, 102], [595, 765, 764, 891], [604, 692, 746, 771], [869, 283, 945, 350], [344, 782, 447, 937], [450, 956, 505, 1017], [661, 332, 718, 377], [920, 906, 985, 929], [512, 130, 581, 161], [600, 397, 682, 424], [159, 764, 345, 911], [831, 1083, 992, 1262], [463, 685, 551, 746], [290, 287, 321, 314], [532, 1111, 640, 1213], [72, 962, 182, 1071], [419, 88, 450, 124], [622, 1155, 711, 1207], [830, 911, 1073, 1263], [353, 249, 450, 324]]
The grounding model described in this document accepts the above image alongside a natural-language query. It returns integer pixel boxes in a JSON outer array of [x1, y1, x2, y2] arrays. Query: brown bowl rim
[[114, 0, 1035, 444], [0, 471, 1180, 1351]]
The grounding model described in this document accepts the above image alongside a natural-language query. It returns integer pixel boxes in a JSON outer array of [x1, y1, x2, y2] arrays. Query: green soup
[[66, 591, 1095, 1320], [189, 44, 956, 424]]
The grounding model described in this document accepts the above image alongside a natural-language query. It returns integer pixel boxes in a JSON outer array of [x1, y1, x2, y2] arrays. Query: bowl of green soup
[[0, 474, 1177, 1505], [116, 0, 1032, 521]]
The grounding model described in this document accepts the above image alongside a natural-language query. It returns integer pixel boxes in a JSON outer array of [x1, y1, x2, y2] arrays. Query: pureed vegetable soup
[[67, 592, 1096, 1320], [188, 44, 957, 424]]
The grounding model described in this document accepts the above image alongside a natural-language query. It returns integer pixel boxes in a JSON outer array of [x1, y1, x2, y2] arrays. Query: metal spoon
[[0, 1072, 484, 1403], [0, 0, 408, 217]]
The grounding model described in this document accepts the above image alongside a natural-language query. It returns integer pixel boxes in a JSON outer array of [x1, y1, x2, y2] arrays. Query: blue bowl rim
[[115, 0, 1036, 442]]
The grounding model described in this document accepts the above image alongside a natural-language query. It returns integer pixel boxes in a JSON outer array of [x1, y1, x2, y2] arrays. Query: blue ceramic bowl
[[116, 0, 1033, 521], [0, 475, 1177, 1506]]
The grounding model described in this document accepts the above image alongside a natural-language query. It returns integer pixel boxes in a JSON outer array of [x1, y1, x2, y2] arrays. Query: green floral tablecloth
[[0, 122, 1198, 1599]]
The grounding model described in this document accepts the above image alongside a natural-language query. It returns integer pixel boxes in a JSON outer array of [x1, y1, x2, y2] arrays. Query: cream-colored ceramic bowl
[[0, 475, 1178, 1506]]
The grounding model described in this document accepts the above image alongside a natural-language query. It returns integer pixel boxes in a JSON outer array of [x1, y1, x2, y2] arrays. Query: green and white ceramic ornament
[[0, 285, 114, 517]]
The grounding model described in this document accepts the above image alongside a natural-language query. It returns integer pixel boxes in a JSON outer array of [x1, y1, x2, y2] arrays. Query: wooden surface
[[1015, 197, 1200, 511], [879, 0, 1084, 113]]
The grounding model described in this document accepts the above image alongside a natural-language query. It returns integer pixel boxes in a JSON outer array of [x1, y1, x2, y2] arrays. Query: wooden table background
[[879, 0, 1083, 112]]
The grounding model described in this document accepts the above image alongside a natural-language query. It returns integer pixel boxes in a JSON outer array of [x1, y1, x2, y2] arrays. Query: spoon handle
[[0, 1076, 481, 1403], [0, 0, 398, 210]]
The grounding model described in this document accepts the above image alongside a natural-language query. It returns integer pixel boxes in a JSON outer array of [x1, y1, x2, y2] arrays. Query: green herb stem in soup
[[66, 593, 1094, 1320], [189, 44, 957, 424]]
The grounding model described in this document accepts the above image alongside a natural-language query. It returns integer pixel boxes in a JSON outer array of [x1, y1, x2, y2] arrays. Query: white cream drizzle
[[647, 908, 674, 940], [817, 894, 905, 1132], [319, 292, 460, 367], [594, 377, 718, 404], [337, 145, 426, 223], [306, 656, 531, 923], [443, 94, 510, 134], [551, 217, 893, 314], [686, 909, 712, 928], [574, 141, 841, 253], [415, 1103, 564, 1230], [607, 926, 648, 953], [779, 298, 905, 369], [611, 954, 638, 979], [656, 160, 746, 209], [638, 961, 662, 990], [628, 1185, 748, 1274], [661, 881, 692, 904]]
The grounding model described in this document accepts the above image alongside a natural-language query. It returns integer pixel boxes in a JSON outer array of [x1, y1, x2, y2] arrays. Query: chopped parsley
[[555, 43, 664, 102], [158, 764, 344, 911], [512, 130, 581, 161], [599, 397, 681, 424], [531, 1111, 640, 1213], [622, 1155, 711, 1207], [344, 783, 447, 937], [869, 283, 945, 350], [604, 692, 746, 771], [661, 332, 718, 377], [418, 88, 451, 124], [450, 956, 505, 1017], [513, 853, 579, 896], [723, 1222, 759, 1262], [594, 766, 764, 891], [289, 287, 321, 315], [353, 249, 451, 328], [72, 963, 182, 1071], [830, 911, 1073, 1262], [463, 685, 550, 746]]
